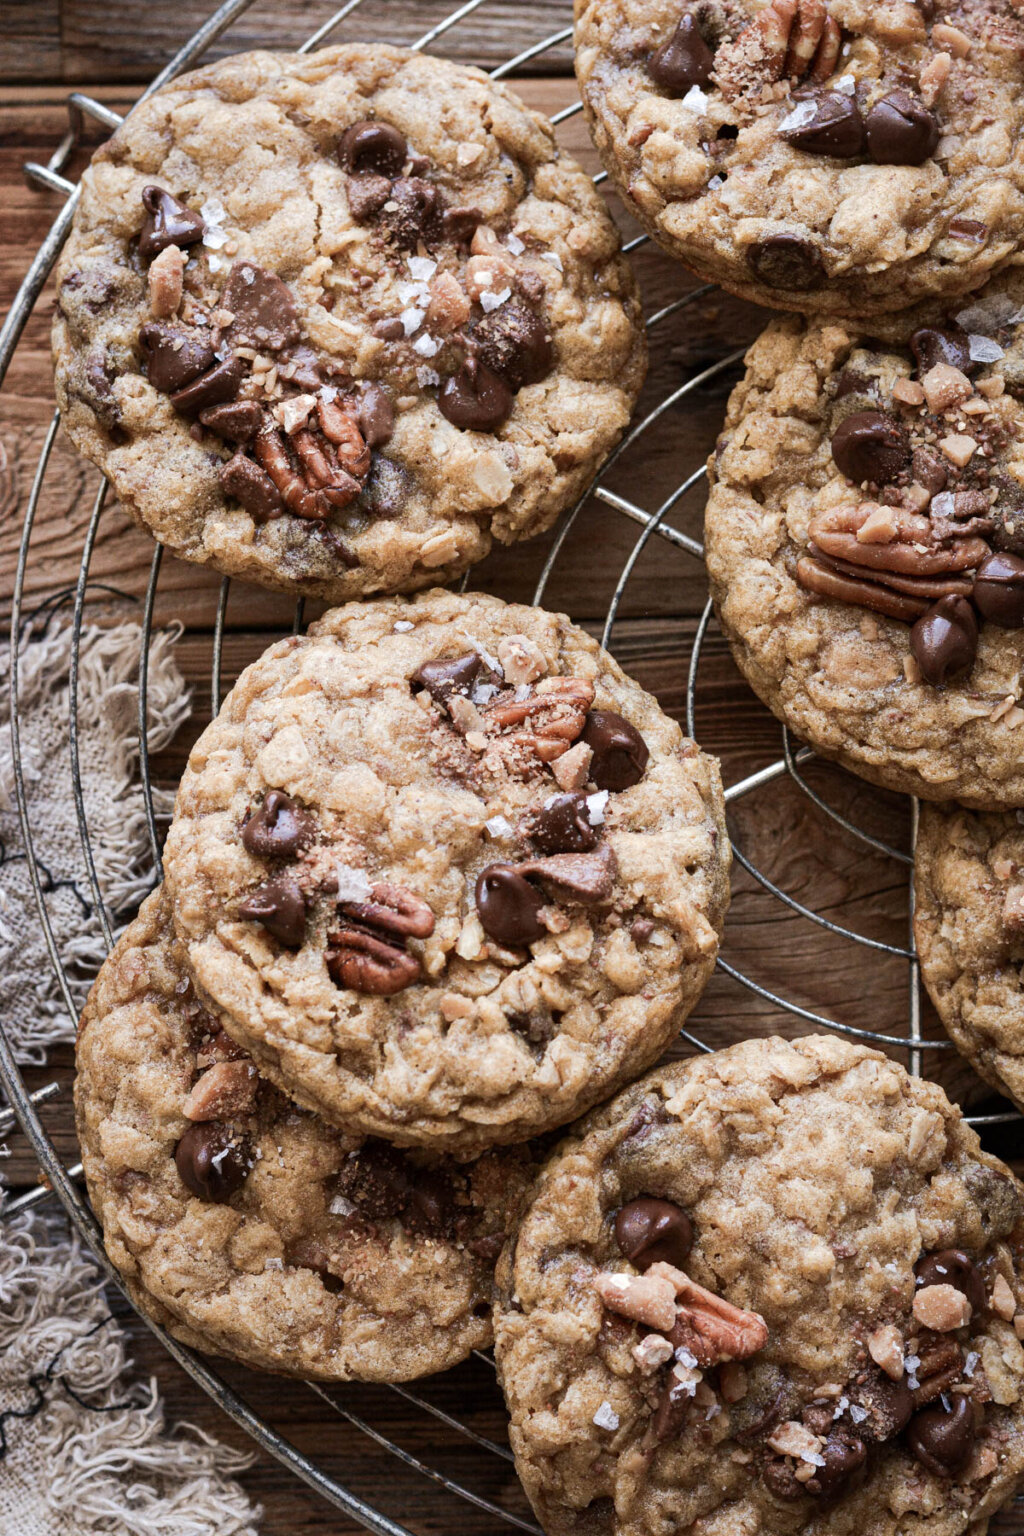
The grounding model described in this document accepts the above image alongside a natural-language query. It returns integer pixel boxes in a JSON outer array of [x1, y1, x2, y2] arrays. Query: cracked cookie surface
[[494, 1035, 1024, 1536], [53, 44, 645, 600], [916, 803, 1024, 1115], [575, 0, 1024, 318], [705, 268, 1024, 805], [75, 888, 534, 1381], [161, 590, 730, 1154]]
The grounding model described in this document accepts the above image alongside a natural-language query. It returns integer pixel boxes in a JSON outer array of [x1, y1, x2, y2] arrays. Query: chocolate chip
[[647, 14, 715, 94], [582, 710, 649, 791], [404, 1169, 455, 1237], [529, 792, 598, 855], [347, 173, 393, 222], [851, 1368, 914, 1442], [517, 849, 616, 905], [439, 360, 514, 432], [381, 178, 443, 250], [373, 317, 406, 342], [411, 651, 482, 703], [973, 551, 1024, 627], [139, 322, 215, 394], [865, 90, 940, 165], [910, 325, 975, 378], [474, 300, 553, 390], [907, 1394, 975, 1477], [813, 1431, 867, 1500], [139, 185, 206, 262], [746, 234, 825, 291], [475, 864, 546, 948], [915, 1249, 987, 1311], [200, 399, 263, 443], [356, 382, 395, 447], [279, 344, 325, 390], [912, 444, 948, 496], [443, 206, 483, 245], [170, 353, 246, 415], [338, 120, 407, 176], [614, 1197, 693, 1270], [831, 410, 910, 485], [174, 1122, 251, 1203], [219, 452, 285, 522], [238, 877, 307, 947], [223, 262, 301, 352], [337, 1140, 410, 1220], [780, 92, 865, 157], [241, 790, 316, 858], [910, 595, 978, 686]]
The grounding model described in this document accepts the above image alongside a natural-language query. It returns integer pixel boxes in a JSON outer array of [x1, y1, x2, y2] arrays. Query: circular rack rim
[[2, 2, 1022, 1533]]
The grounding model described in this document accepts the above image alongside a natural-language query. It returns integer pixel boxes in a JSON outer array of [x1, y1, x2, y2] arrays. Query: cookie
[[705, 270, 1024, 806], [53, 45, 645, 601], [161, 590, 730, 1154], [915, 803, 1024, 1115], [574, 0, 1024, 318], [75, 888, 534, 1381], [494, 1035, 1024, 1536]]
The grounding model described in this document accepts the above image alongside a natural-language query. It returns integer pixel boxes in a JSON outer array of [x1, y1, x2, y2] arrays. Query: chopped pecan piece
[[649, 1261, 769, 1366], [485, 677, 595, 764], [327, 881, 434, 996], [182, 1060, 259, 1122], [714, 0, 841, 101], [594, 1269, 677, 1332], [339, 882, 436, 941], [910, 1333, 964, 1408]]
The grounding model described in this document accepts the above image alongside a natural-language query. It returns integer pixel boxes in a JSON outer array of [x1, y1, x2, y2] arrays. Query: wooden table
[[2, 4, 1022, 1531]]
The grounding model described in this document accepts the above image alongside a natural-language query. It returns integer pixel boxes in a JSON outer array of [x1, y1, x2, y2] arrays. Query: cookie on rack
[[915, 802, 1024, 1115], [575, 0, 1024, 318], [705, 268, 1024, 806], [52, 44, 645, 601], [76, 888, 535, 1381], [161, 589, 730, 1155], [494, 1034, 1024, 1536]]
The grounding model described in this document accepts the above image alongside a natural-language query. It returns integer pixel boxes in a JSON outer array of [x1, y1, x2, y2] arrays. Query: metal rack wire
[[2, 2, 1022, 1531]]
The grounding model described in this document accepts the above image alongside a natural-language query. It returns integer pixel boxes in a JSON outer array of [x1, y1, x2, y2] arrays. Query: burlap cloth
[[0, 613, 262, 1534]]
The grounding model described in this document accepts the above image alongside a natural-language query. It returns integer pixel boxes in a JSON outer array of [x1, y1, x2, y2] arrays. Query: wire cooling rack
[[2, 2, 1023, 1531]]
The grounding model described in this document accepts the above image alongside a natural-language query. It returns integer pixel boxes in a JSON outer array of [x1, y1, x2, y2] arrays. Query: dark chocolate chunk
[[474, 300, 553, 390], [174, 1122, 251, 1203], [238, 876, 307, 948], [336, 1140, 410, 1220], [813, 1431, 867, 1500], [170, 353, 246, 415], [439, 360, 514, 432], [614, 1197, 693, 1270], [912, 444, 947, 496], [582, 710, 649, 791], [851, 1368, 914, 1443], [529, 792, 598, 855], [219, 452, 285, 522], [910, 325, 975, 378], [381, 178, 443, 250], [139, 322, 214, 394], [338, 120, 407, 177], [973, 552, 1024, 627], [746, 234, 825, 291], [475, 864, 546, 948], [200, 399, 263, 443], [647, 14, 715, 94], [443, 206, 483, 245], [907, 1394, 975, 1477], [404, 1169, 455, 1237], [780, 92, 865, 158], [915, 1249, 987, 1311], [865, 91, 940, 165], [241, 790, 316, 858], [516, 849, 616, 904], [139, 185, 206, 262], [223, 262, 301, 352], [347, 173, 393, 222], [411, 651, 482, 703], [356, 382, 395, 447], [831, 410, 910, 485], [910, 595, 978, 686]]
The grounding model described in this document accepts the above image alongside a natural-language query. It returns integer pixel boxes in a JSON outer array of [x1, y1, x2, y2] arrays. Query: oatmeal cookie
[[575, 0, 1024, 318], [494, 1035, 1024, 1536], [75, 889, 534, 1381], [705, 269, 1024, 805], [53, 44, 645, 599], [161, 590, 730, 1154], [916, 803, 1024, 1114]]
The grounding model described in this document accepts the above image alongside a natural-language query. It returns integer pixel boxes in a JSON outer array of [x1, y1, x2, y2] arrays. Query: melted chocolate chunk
[[851, 1367, 914, 1442], [443, 206, 483, 245], [473, 300, 553, 390], [241, 790, 316, 858], [439, 360, 514, 432], [139, 323, 214, 394], [170, 354, 246, 415], [410, 651, 482, 703], [831, 410, 910, 485], [223, 262, 301, 352], [910, 325, 975, 378], [912, 444, 947, 497], [865, 91, 940, 165], [347, 174, 393, 222], [915, 1249, 987, 1312], [381, 177, 443, 249], [219, 453, 285, 522], [907, 1394, 975, 1477], [746, 234, 825, 291], [529, 792, 598, 855], [356, 382, 395, 447], [812, 1431, 867, 1500], [174, 1122, 251, 1203], [338, 120, 407, 177], [337, 1141, 410, 1220], [582, 711, 649, 791], [781, 92, 865, 158], [973, 552, 1024, 627], [614, 1197, 693, 1270], [647, 14, 715, 94], [475, 864, 546, 947], [200, 399, 263, 443], [910, 596, 978, 686], [139, 186, 206, 262], [238, 876, 307, 947]]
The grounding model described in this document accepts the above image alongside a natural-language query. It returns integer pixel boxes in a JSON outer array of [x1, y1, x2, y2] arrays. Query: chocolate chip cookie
[[53, 45, 645, 601], [161, 590, 730, 1154], [575, 0, 1024, 317], [76, 888, 534, 1381], [915, 803, 1024, 1115], [494, 1034, 1024, 1536], [705, 269, 1024, 805]]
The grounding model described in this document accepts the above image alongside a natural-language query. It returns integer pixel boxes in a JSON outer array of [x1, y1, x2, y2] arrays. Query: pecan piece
[[339, 882, 436, 941], [809, 505, 989, 578], [254, 423, 331, 519], [911, 1334, 965, 1408], [714, 0, 841, 101], [797, 556, 930, 622], [650, 1261, 769, 1366], [182, 1059, 259, 1122], [485, 677, 595, 762], [318, 397, 371, 479], [594, 1269, 677, 1332], [326, 926, 422, 995]]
